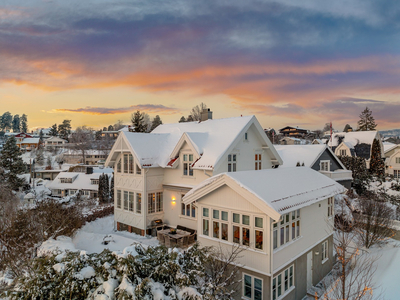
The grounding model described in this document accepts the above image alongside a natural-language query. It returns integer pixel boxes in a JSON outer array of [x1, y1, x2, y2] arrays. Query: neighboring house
[[35, 169, 66, 181], [327, 131, 384, 169], [32, 128, 52, 139], [312, 139, 328, 145], [279, 137, 308, 145], [105, 115, 283, 235], [5, 132, 32, 143], [101, 131, 120, 139], [47, 166, 113, 198], [275, 145, 353, 189], [61, 150, 108, 165], [45, 136, 68, 150], [384, 143, 400, 178], [18, 137, 41, 151], [183, 167, 346, 300], [279, 126, 309, 138]]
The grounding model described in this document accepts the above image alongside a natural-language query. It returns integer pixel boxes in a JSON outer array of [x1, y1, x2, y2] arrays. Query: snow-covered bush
[[6, 243, 241, 300]]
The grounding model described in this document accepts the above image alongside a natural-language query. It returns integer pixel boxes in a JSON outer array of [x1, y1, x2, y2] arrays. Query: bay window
[[273, 210, 300, 250]]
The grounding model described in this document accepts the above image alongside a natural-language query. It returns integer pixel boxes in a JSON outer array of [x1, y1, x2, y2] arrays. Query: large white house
[[105, 114, 346, 299], [384, 143, 400, 178]]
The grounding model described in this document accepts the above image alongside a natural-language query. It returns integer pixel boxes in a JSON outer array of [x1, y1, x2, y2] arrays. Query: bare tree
[[68, 126, 95, 164], [353, 194, 395, 249], [319, 198, 381, 300], [190, 103, 207, 121]]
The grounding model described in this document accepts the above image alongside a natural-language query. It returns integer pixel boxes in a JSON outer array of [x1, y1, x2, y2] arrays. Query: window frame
[[327, 197, 334, 218], [272, 265, 294, 300], [320, 160, 330, 171], [273, 210, 301, 250], [255, 153, 262, 170], [148, 192, 163, 214], [228, 154, 237, 172], [242, 273, 263, 300], [322, 240, 328, 262], [182, 153, 194, 177]]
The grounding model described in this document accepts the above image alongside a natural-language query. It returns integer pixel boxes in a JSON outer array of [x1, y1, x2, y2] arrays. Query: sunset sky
[[1, 0, 400, 131]]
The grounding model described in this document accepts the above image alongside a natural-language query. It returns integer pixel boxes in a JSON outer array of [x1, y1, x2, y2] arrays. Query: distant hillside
[[379, 129, 400, 137]]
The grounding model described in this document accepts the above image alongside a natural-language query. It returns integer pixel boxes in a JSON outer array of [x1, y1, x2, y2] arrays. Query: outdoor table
[[158, 229, 190, 241]]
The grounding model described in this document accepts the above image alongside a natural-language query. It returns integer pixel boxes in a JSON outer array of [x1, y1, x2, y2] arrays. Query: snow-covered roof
[[47, 172, 112, 191], [117, 115, 281, 170], [327, 131, 378, 148], [275, 145, 327, 168], [45, 136, 67, 142], [383, 142, 398, 153], [63, 149, 104, 155], [184, 167, 346, 218], [313, 139, 328, 144], [19, 138, 40, 144]]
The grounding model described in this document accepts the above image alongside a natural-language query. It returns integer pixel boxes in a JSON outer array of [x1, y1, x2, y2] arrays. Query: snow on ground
[[370, 180, 400, 197], [370, 239, 400, 300], [39, 215, 159, 256]]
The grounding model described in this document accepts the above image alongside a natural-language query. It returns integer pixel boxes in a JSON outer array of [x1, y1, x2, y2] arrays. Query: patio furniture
[[170, 237, 178, 248], [188, 232, 196, 245], [157, 231, 165, 246], [178, 235, 189, 249], [164, 235, 171, 248], [158, 228, 191, 248], [177, 225, 187, 231]]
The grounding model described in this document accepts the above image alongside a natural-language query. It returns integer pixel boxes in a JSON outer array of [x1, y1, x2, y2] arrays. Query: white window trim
[[320, 160, 330, 172], [322, 240, 329, 263], [181, 197, 197, 219], [273, 210, 301, 250], [182, 152, 195, 177], [272, 264, 295, 300], [242, 273, 263, 300]]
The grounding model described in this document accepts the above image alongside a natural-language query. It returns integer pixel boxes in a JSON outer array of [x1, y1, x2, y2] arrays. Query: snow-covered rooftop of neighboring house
[[19, 138, 40, 144], [383, 142, 398, 153], [184, 167, 346, 215], [121, 115, 274, 170], [279, 126, 308, 131], [327, 131, 378, 148], [275, 145, 328, 168], [47, 171, 112, 191], [63, 149, 105, 155], [46, 136, 67, 142], [313, 138, 328, 144]]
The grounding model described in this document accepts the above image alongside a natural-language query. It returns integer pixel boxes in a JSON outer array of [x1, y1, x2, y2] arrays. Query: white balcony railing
[[319, 170, 352, 181]]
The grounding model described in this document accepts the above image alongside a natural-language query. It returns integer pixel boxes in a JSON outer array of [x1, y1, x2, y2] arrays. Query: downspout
[[143, 168, 149, 235], [270, 218, 278, 299]]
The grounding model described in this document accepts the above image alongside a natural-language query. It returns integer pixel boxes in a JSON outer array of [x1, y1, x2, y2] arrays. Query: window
[[395, 170, 400, 179], [328, 197, 334, 217], [396, 158, 400, 164], [182, 200, 196, 218], [340, 149, 346, 156], [322, 240, 328, 262], [148, 192, 163, 214], [272, 265, 294, 300], [124, 154, 128, 173], [91, 179, 99, 185], [183, 154, 194, 176], [245, 132, 248, 140], [320, 160, 330, 171], [232, 213, 250, 246], [117, 190, 121, 208], [117, 158, 121, 173], [136, 193, 141, 214], [128, 154, 134, 174], [255, 154, 262, 170], [60, 178, 73, 183], [273, 210, 300, 250], [228, 154, 237, 172], [243, 274, 262, 300], [124, 191, 129, 210], [128, 192, 134, 212]]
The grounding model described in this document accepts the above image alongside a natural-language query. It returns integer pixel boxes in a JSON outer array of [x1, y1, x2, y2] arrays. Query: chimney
[[200, 108, 213, 121], [86, 167, 93, 174]]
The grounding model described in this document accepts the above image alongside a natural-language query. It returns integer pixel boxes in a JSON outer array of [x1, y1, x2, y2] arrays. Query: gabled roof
[[108, 115, 282, 170], [275, 145, 346, 169], [279, 126, 308, 132], [328, 131, 379, 148], [183, 167, 346, 220], [20, 138, 40, 144], [47, 171, 112, 190], [383, 142, 398, 153]]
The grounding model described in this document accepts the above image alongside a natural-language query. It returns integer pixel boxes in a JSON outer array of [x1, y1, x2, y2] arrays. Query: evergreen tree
[[20, 114, 28, 133], [0, 136, 26, 189], [49, 124, 58, 136], [98, 174, 104, 202], [108, 125, 114, 131], [150, 115, 162, 132], [339, 155, 370, 194], [12, 114, 20, 132], [187, 115, 194, 122], [1, 111, 13, 131], [131, 111, 146, 132], [179, 116, 186, 123], [357, 107, 377, 131], [36, 144, 45, 166], [369, 139, 385, 178], [46, 155, 52, 169], [103, 126, 107, 131], [39, 130, 44, 140], [343, 124, 353, 132], [110, 175, 114, 202], [104, 174, 110, 202], [58, 120, 72, 140]]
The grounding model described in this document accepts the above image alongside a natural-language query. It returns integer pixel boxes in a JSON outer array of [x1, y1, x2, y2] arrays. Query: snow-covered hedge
[[7, 243, 233, 300]]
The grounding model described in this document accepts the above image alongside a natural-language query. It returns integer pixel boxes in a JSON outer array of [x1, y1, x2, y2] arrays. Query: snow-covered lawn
[[40, 215, 159, 255]]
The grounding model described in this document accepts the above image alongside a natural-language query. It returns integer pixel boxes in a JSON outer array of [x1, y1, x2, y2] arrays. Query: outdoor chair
[[188, 232, 196, 245], [170, 237, 178, 248], [157, 231, 165, 246], [178, 235, 189, 249], [177, 225, 187, 231]]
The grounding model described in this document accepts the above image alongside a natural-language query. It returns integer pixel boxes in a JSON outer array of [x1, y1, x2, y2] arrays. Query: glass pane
[[183, 154, 187, 161], [285, 270, 288, 290], [181, 203, 185, 215], [213, 210, 219, 219], [297, 220, 300, 237], [228, 163, 231, 172], [244, 286, 252, 298], [273, 230, 277, 249], [233, 226, 240, 244], [255, 278, 262, 290], [255, 154, 258, 160], [292, 211, 295, 220], [292, 222, 295, 239], [255, 217, 263, 228], [183, 163, 188, 175], [243, 228, 250, 246], [191, 205, 196, 218], [255, 230, 263, 250], [255, 162, 258, 170], [221, 211, 228, 221], [228, 154, 231, 161], [280, 227, 284, 245], [186, 204, 190, 216], [189, 154, 193, 161], [213, 222, 219, 238], [233, 154, 236, 161], [203, 219, 209, 236], [297, 209, 300, 218], [233, 213, 240, 223], [286, 214, 289, 223], [286, 225, 289, 242], [136, 193, 141, 213], [244, 274, 252, 285], [203, 208, 209, 217], [221, 223, 228, 241], [189, 167, 193, 176], [255, 289, 262, 300], [242, 215, 250, 225], [233, 163, 236, 172]]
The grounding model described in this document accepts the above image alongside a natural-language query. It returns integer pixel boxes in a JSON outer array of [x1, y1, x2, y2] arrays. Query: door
[[307, 251, 313, 290]]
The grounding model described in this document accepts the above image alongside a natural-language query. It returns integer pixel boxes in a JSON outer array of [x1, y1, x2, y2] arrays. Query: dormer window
[[60, 178, 72, 183], [183, 154, 194, 176], [91, 179, 99, 185], [255, 154, 261, 170]]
